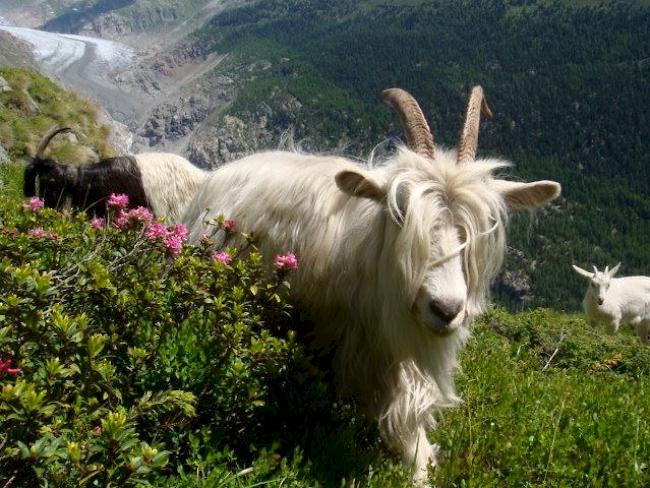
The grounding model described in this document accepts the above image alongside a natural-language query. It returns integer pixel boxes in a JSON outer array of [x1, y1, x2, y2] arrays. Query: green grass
[[0, 67, 115, 164], [432, 308, 650, 487], [143, 306, 650, 488]]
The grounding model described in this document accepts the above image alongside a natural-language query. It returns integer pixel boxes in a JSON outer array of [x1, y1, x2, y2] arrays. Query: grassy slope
[[0, 67, 115, 191], [434, 308, 650, 487]]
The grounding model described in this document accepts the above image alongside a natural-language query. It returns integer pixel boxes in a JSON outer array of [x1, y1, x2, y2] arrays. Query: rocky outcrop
[[0, 144, 10, 165], [187, 91, 305, 169], [498, 269, 532, 303], [83, 12, 132, 39], [140, 95, 210, 145], [0, 31, 36, 69], [0, 75, 11, 93], [188, 112, 275, 168]]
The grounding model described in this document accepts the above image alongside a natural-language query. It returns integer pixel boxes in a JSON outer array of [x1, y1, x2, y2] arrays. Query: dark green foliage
[[0, 191, 308, 485]]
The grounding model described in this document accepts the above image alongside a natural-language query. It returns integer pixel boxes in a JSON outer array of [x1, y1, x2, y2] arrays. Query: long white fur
[[574, 264, 650, 343], [183, 145, 558, 485], [136, 153, 208, 224]]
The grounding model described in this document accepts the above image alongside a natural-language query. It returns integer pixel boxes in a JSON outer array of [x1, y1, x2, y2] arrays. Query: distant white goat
[[573, 263, 650, 343]]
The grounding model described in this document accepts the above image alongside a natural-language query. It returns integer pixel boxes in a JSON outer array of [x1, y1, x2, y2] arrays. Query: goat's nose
[[429, 299, 463, 324], [598, 298, 604, 305]]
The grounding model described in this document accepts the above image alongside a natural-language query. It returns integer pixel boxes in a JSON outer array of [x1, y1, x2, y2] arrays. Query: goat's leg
[[406, 427, 438, 487], [635, 321, 650, 344], [605, 318, 621, 335], [378, 398, 437, 486]]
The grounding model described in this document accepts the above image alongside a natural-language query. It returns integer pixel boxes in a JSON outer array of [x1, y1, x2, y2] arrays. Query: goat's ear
[[608, 262, 621, 277], [572, 264, 593, 279], [492, 179, 561, 210], [335, 170, 385, 201]]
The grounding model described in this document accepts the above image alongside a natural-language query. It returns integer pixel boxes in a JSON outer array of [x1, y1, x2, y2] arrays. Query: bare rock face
[[0, 75, 11, 93], [186, 91, 307, 168], [499, 269, 532, 302], [0, 144, 10, 165], [140, 95, 210, 145], [187, 113, 275, 168]]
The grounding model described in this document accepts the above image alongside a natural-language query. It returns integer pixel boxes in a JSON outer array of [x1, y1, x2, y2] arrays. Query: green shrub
[[0, 195, 321, 486]]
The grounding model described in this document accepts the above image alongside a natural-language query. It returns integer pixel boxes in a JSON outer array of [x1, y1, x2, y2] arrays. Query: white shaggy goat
[[573, 263, 650, 343], [183, 87, 561, 484], [24, 127, 208, 223]]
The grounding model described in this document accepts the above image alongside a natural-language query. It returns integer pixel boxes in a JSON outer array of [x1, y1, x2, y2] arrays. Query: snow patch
[[0, 25, 134, 74]]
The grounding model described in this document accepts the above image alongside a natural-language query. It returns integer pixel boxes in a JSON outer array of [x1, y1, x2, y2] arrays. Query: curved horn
[[457, 86, 493, 165], [592, 265, 598, 275], [35, 127, 75, 159], [381, 88, 435, 159]]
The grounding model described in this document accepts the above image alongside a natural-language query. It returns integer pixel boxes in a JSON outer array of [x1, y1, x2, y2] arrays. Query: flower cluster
[[145, 222, 189, 258], [145, 222, 168, 240], [27, 227, 58, 240], [273, 252, 298, 271], [0, 355, 21, 376], [90, 217, 105, 229], [22, 196, 44, 211], [113, 206, 153, 229], [107, 193, 129, 210], [106, 193, 153, 229], [212, 251, 232, 265], [223, 219, 236, 232]]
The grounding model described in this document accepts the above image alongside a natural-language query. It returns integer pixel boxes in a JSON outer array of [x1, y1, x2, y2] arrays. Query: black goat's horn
[[35, 126, 75, 159]]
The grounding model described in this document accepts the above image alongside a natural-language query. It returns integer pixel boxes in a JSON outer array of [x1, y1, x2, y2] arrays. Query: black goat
[[23, 127, 207, 222]]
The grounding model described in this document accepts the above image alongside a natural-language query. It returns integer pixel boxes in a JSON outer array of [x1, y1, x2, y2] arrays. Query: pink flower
[[273, 252, 298, 271], [90, 217, 105, 229], [145, 222, 168, 240], [92, 426, 102, 435], [212, 251, 232, 265], [223, 219, 236, 232], [113, 211, 130, 229], [169, 224, 189, 242], [163, 235, 184, 258], [107, 193, 129, 210], [27, 227, 46, 238], [0, 356, 21, 376], [113, 207, 153, 229], [129, 206, 153, 222], [22, 196, 44, 211]]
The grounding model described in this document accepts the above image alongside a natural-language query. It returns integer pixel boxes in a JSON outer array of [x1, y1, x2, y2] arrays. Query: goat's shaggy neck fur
[[135, 153, 207, 224], [184, 147, 509, 462]]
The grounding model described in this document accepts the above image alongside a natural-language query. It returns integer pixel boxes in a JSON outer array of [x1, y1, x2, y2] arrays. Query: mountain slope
[[188, 0, 650, 310]]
